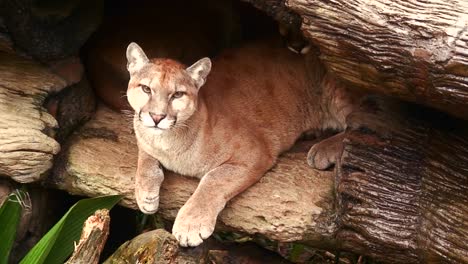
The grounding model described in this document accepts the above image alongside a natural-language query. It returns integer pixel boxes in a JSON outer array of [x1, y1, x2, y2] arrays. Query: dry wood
[[104, 229, 179, 264], [288, 0, 468, 119], [105, 229, 291, 263], [335, 100, 468, 263], [66, 209, 110, 264], [0, 50, 65, 183]]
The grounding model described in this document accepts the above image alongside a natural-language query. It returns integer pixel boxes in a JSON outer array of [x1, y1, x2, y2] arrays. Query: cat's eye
[[172, 91, 185, 99], [141, 85, 151, 94]]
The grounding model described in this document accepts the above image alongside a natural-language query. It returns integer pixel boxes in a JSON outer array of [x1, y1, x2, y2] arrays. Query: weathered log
[[0, 49, 65, 183], [247, 0, 468, 119], [66, 209, 110, 264], [241, 0, 301, 30], [104, 229, 179, 264], [335, 100, 468, 263], [48, 104, 336, 244], [105, 229, 291, 263]]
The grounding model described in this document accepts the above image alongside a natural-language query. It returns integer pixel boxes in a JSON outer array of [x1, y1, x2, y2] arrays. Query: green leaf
[[0, 190, 24, 264], [21, 195, 122, 264]]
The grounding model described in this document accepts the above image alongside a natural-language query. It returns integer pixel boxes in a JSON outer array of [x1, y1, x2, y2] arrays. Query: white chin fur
[[157, 118, 175, 129]]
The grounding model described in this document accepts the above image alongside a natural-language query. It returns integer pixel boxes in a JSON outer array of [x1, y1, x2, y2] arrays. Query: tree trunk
[[335, 99, 468, 263], [289, 0, 468, 120]]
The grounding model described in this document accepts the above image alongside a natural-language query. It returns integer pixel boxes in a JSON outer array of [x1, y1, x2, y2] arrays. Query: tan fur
[[127, 39, 358, 247]]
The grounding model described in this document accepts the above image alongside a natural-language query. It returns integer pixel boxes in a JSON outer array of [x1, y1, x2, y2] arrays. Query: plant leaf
[[20, 195, 122, 264], [0, 191, 23, 264]]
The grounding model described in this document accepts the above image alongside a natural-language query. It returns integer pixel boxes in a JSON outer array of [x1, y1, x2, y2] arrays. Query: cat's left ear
[[186, 58, 211, 89], [126, 42, 149, 75]]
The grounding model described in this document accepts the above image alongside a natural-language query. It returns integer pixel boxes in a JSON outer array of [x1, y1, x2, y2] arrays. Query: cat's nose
[[149, 112, 166, 125]]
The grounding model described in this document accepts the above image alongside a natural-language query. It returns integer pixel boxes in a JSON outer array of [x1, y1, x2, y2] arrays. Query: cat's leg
[[307, 132, 346, 170], [308, 78, 363, 170], [172, 158, 272, 247], [135, 148, 164, 214]]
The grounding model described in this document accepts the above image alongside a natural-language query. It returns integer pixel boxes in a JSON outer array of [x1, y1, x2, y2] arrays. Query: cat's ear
[[186, 58, 211, 89], [126, 42, 149, 74]]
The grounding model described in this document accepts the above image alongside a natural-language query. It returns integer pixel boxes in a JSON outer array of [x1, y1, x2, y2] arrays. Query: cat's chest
[[157, 148, 208, 178], [137, 132, 214, 178]]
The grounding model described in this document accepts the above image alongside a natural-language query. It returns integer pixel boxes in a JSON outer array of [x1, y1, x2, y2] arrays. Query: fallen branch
[[66, 209, 110, 264]]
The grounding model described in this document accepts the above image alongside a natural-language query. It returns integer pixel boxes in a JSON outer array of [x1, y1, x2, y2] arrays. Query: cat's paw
[[307, 132, 345, 170], [172, 205, 216, 247], [135, 187, 159, 214]]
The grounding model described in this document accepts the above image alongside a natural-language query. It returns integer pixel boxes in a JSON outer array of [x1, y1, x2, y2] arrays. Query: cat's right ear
[[126, 42, 149, 74]]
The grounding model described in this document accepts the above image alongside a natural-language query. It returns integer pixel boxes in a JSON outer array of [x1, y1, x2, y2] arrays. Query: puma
[[126, 39, 359, 247]]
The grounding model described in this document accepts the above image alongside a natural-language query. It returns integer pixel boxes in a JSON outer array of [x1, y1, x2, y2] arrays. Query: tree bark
[[335, 99, 468, 263], [66, 209, 110, 264], [0, 48, 65, 183], [249, 0, 468, 120]]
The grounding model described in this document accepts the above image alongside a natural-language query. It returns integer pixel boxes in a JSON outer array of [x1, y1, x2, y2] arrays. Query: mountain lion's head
[[126, 42, 211, 132]]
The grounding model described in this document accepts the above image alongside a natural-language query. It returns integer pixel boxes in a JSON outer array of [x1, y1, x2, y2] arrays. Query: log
[[249, 0, 468, 119], [104, 229, 179, 264], [104, 229, 291, 263], [48, 104, 337, 244], [66, 209, 110, 264], [335, 100, 468, 263], [0, 49, 66, 183]]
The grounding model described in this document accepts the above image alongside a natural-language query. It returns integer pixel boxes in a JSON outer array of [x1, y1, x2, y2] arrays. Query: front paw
[[172, 205, 217, 247], [135, 187, 159, 214], [307, 132, 345, 170]]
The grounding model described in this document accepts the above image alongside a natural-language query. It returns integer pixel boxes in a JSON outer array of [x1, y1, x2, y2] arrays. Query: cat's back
[[200, 39, 317, 152]]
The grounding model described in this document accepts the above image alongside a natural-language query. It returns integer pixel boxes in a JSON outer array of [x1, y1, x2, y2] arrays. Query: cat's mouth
[[138, 112, 177, 130]]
